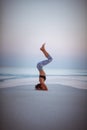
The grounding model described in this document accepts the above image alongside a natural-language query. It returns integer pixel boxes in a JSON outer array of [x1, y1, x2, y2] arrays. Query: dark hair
[[35, 83, 41, 89]]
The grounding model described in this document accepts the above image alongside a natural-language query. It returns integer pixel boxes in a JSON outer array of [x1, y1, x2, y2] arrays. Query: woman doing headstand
[[35, 43, 53, 90]]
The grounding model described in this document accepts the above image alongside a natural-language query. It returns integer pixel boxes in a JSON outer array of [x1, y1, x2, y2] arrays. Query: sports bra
[[39, 75, 46, 81]]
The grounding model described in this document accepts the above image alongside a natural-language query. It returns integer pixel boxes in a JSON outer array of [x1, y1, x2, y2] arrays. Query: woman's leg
[[40, 43, 49, 58], [37, 44, 53, 71]]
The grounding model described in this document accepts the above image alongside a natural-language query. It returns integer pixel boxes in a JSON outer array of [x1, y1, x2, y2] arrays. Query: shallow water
[[0, 67, 87, 89]]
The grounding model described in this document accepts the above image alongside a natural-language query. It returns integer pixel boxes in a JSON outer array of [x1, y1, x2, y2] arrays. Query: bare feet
[[40, 43, 49, 58], [40, 43, 46, 51]]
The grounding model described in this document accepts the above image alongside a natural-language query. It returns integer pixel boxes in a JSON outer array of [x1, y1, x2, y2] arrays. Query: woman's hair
[[35, 83, 42, 89]]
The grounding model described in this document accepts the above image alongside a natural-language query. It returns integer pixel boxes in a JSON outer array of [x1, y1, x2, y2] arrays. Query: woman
[[35, 43, 53, 90]]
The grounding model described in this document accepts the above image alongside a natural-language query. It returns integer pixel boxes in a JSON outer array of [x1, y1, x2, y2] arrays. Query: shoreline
[[0, 76, 87, 90]]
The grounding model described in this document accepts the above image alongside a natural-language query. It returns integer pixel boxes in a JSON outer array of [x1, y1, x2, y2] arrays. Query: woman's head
[[35, 83, 48, 90]]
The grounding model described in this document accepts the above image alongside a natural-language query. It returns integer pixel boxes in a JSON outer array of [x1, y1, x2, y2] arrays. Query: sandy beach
[[0, 84, 87, 130]]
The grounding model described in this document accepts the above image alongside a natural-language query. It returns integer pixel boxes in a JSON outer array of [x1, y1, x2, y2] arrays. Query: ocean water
[[0, 67, 87, 89]]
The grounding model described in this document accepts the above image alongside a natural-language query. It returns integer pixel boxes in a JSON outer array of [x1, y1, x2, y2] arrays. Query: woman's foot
[[40, 43, 45, 51]]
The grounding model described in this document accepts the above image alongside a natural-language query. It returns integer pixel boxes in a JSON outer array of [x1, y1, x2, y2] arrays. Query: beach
[[0, 84, 87, 130], [0, 67, 87, 130]]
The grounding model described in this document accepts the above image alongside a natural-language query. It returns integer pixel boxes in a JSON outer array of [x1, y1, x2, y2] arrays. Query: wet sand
[[0, 84, 87, 130]]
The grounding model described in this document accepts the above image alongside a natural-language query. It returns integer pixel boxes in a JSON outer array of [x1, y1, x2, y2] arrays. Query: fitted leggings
[[37, 55, 53, 71]]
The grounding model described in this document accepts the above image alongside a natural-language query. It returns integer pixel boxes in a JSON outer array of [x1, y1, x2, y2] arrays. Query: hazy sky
[[0, 0, 87, 69]]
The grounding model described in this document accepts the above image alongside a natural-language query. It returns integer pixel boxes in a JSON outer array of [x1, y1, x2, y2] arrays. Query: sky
[[0, 0, 87, 69]]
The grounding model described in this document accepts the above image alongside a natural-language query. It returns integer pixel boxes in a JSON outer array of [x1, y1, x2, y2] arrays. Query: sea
[[0, 67, 87, 89]]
